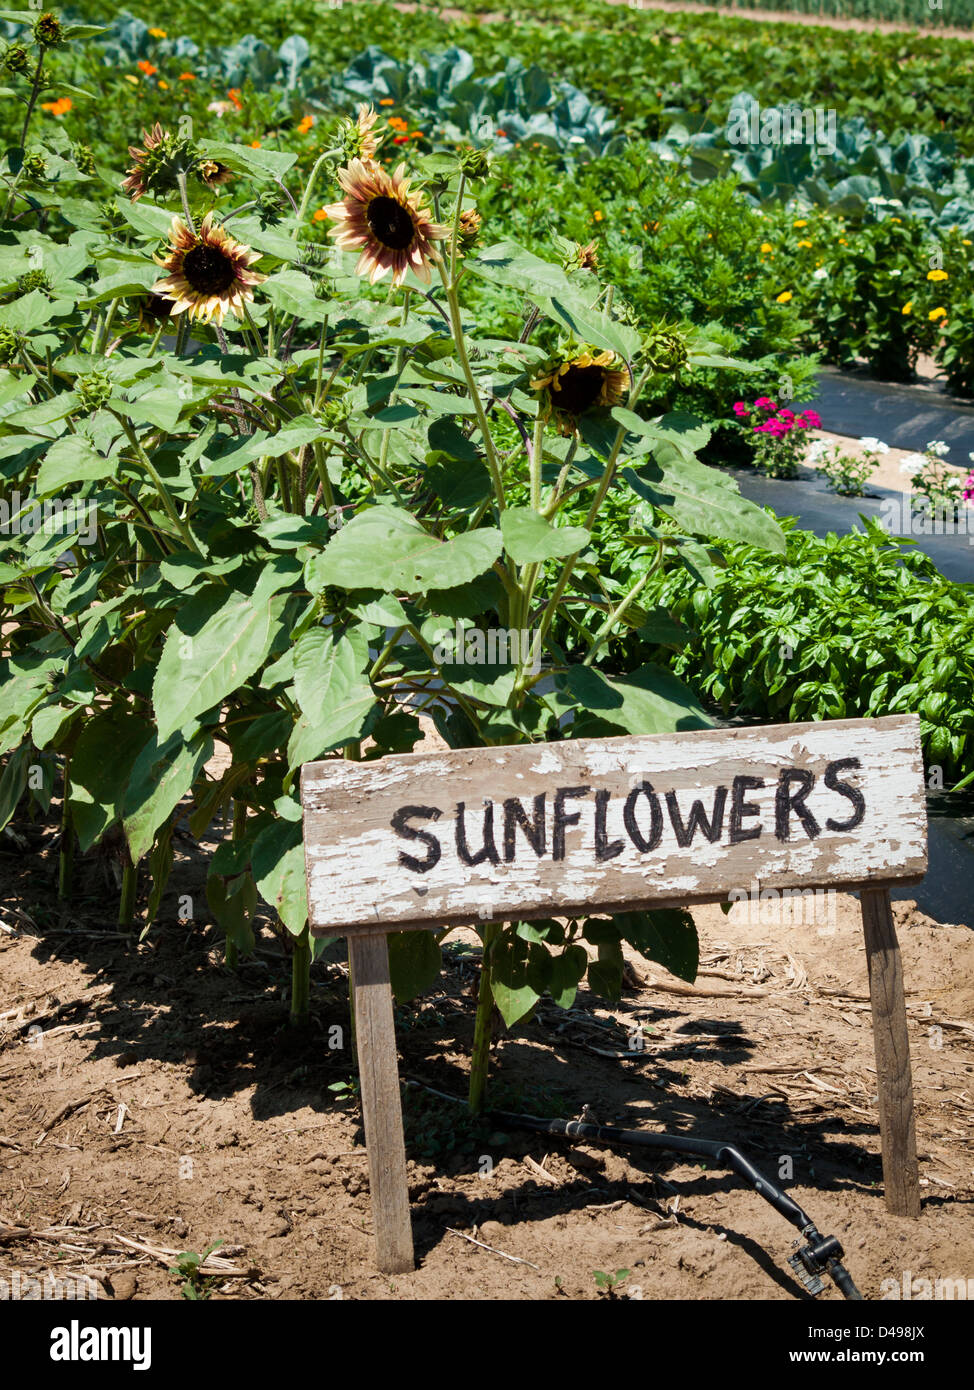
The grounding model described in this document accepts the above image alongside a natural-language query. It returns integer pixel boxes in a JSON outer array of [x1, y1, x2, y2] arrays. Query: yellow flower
[[776, 290, 793, 303], [964, 239, 972, 246], [838, 237, 847, 245], [760, 242, 773, 253], [593, 210, 604, 222], [792, 219, 808, 228], [927, 269, 948, 281], [157, 79, 168, 89], [797, 239, 812, 249], [148, 27, 167, 38], [890, 217, 902, 223], [928, 306, 946, 321], [124, 74, 139, 85], [902, 301, 913, 314]]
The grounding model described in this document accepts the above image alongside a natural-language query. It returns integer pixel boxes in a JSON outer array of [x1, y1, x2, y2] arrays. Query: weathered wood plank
[[302, 715, 927, 936], [347, 933, 414, 1272], [860, 887, 922, 1218]]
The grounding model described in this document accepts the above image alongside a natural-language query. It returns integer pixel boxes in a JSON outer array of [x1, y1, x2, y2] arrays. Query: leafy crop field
[[0, 0, 972, 1317]]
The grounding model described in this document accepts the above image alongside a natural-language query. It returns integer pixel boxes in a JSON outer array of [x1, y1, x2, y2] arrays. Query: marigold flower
[[179, 72, 195, 81], [927, 269, 948, 281], [902, 301, 913, 315], [929, 307, 947, 321], [297, 114, 314, 134], [776, 290, 793, 303], [760, 242, 773, 254], [137, 60, 157, 76], [793, 219, 808, 228], [797, 239, 812, 249], [148, 27, 167, 38]]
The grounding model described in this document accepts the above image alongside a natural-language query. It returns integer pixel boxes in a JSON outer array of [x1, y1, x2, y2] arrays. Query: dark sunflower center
[[553, 364, 605, 414], [366, 195, 415, 250], [182, 244, 237, 295]]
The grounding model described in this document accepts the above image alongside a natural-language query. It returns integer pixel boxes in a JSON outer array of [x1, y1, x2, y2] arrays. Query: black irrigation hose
[[488, 1109, 864, 1300]]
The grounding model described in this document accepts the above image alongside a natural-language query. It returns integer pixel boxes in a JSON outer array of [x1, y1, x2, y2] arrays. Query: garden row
[[1, 10, 972, 1068]]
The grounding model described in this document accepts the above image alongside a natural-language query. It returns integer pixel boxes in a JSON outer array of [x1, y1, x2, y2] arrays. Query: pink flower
[[778, 408, 795, 422], [964, 472, 974, 502], [733, 402, 750, 417], [796, 410, 822, 428], [753, 396, 777, 411]]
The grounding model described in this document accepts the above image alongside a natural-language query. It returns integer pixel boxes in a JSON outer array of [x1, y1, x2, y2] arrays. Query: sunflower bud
[[456, 207, 482, 254], [318, 396, 352, 430], [458, 147, 491, 182], [0, 325, 21, 365], [643, 324, 689, 373], [33, 13, 64, 47], [76, 372, 113, 413], [2, 45, 31, 74], [338, 104, 380, 163], [122, 123, 201, 202], [22, 152, 47, 180], [71, 142, 95, 175], [16, 268, 50, 295], [563, 239, 599, 273], [316, 585, 347, 616], [253, 187, 286, 226]]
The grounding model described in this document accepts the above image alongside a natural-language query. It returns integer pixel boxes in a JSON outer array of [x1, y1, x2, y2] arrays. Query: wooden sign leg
[[859, 888, 921, 1218], [347, 932, 414, 1273]]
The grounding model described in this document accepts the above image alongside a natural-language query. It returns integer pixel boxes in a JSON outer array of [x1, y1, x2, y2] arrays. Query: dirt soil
[[1, 809, 972, 1302]]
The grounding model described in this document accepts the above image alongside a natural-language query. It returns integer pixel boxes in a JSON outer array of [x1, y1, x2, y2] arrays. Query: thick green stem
[[468, 922, 500, 1114], [118, 852, 138, 928], [58, 761, 74, 902], [290, 925, 312, 1027]]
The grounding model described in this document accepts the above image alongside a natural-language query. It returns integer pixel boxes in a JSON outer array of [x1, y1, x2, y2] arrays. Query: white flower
[[888, 269, 901, 277], [860, 437, 889, 454], [806, 440, 828, 464], [900, 453, 927, 476], [207, 100, 235, 117], [926, 439, 950, 457]]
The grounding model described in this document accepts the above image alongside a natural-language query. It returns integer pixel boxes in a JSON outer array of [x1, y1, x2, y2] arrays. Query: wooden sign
[[302, 715, 926, 935], [301, 713, 928, 1273]]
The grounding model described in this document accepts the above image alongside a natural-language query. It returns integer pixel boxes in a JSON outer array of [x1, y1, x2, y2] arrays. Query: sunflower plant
[[1, 35, 786, 1110]]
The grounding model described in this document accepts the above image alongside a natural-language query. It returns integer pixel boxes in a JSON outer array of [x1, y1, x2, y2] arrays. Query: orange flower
[[41, 96, 72, 116], [157, 80, 169, 89], [137, 60, 157, 76], [410, 131, 422, 139], [297, 114, 314, 134], [250, 140, 261, 148], [227, 88, 243, 111], [378, 97, 394, 106], [148, 27, 167, 38], [312, 208, 328, 222], [179, 72, 195, 81]]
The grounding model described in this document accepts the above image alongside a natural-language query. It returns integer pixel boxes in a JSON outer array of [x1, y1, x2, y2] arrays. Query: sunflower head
[[531, 347, 628, 430], [324, 159, 449, 288], [338, 104, 382, 163], [568, 239, 599, 272], [122, 123, 200, 202], [196, 157, 234, 191], [456, 207, 483, 255], [33, 13, 64, 47], [151, 211, 266, 327]]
